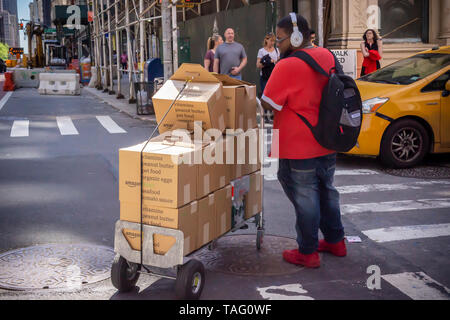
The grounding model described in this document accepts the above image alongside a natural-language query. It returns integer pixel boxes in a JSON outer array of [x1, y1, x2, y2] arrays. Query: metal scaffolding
[[90, 0, 165, 103]]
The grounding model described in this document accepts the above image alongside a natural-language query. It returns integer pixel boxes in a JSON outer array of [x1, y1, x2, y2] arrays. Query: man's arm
[[213, 58, 220, 73], [260, 98, 275, 111]]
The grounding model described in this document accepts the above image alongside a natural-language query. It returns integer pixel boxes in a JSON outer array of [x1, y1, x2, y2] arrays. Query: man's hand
[[230, 67, 240, 76]]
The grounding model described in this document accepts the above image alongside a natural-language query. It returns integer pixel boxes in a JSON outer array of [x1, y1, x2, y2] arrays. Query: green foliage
[[0, 42, 9, 60]]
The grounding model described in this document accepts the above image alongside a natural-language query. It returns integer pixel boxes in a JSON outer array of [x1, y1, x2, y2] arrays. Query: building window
[[378, 0, 428, 43]]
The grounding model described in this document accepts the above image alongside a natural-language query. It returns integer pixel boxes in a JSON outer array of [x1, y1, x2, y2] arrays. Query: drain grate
[[0, 244, 115, 290], [191, 235, 304, 276]]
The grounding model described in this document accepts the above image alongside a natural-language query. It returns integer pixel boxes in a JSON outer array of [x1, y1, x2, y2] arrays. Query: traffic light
[[19, 23, 24, 30]]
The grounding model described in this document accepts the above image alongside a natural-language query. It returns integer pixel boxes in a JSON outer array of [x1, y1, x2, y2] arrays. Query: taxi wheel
[[380, 119, 429, 168]]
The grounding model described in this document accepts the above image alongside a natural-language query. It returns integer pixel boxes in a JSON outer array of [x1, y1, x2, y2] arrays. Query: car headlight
[[362, 97, 389, 114]]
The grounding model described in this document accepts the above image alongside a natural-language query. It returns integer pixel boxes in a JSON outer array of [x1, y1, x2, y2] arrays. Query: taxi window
[[421, 71, 450, 92], [359, 53, 450, 85]]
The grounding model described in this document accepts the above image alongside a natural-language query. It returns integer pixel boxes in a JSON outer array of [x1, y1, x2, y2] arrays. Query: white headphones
[[289, 12, 304, 47]]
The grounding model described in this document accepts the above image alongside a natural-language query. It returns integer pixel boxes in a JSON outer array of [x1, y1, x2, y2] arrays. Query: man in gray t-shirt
[[213, 28, 247, 80]]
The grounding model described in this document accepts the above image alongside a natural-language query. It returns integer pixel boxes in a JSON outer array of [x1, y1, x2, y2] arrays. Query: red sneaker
[[282, 250, 320, 268], [317, 239, 347, 257]]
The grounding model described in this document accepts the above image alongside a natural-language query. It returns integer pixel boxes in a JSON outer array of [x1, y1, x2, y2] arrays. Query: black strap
[[290, 50, 330, 78], [296, 112, 314, 131]]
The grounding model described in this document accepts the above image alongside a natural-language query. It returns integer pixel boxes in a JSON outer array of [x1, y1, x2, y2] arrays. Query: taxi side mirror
[[444, 80, 450, 97]]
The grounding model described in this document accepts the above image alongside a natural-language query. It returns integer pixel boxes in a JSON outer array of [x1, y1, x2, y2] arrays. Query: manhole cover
[[0, 244, 115, 290], [190, 235, 304, 276], [381, 166, 450, 179]]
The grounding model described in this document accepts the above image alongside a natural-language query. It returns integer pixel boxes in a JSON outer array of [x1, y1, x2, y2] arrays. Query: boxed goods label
[[119, 140, 198, 208]]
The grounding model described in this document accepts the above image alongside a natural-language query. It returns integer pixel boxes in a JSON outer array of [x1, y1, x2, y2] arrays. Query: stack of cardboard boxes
[[118, 64, 262, 257]]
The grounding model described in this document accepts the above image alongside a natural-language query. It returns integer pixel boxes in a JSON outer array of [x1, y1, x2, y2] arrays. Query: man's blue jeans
[[229, 74, 242, 80], [277, 153, 345, 254]]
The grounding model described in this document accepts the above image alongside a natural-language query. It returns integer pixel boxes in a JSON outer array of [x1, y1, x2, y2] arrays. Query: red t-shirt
[[262, 47, 336, 159]]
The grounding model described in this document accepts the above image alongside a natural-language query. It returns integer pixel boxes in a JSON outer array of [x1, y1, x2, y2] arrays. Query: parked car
[[0, 58, 6, 73], [347, 46, 450, 168]]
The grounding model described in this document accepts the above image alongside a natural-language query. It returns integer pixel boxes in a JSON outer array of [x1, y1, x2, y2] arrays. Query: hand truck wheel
[[175, 259, 205, 300], [256, 228, 264, 251], [111, 254, 140, 292]]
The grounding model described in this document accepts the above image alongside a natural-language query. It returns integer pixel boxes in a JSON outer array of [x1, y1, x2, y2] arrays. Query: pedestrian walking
[[213, 28, 247, 80], [260, 13, 347, 268], [310, 29, 318, 47], [360, 29, 383, 76], [120, 52, 128, 71], [256, 32, 280, 95], [204, 35, 223, 72]]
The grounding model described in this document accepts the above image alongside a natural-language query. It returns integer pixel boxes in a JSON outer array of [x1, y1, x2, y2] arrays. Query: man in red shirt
[[260, 14, 347, 268]]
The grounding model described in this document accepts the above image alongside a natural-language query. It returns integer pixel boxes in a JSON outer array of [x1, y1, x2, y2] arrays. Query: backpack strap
[[290, 50, 330, 78]]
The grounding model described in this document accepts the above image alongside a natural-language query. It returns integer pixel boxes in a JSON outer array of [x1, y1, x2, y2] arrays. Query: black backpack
[[291, 50, 363, 152]]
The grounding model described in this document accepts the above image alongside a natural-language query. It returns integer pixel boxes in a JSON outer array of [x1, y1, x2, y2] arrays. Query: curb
[[83, 87, 157, 124]]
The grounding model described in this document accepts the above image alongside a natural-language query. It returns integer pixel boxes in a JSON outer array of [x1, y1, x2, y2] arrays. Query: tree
[[0, 42, 9, 60]]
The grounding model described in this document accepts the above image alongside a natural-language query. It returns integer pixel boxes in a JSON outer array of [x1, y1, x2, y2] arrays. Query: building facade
[[0, 0, 19, 47]]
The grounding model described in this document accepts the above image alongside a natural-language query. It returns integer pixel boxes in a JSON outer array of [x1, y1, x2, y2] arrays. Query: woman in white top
[[256, 32, 280, 96]]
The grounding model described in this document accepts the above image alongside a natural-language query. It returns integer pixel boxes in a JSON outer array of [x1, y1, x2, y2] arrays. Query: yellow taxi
[[348, 46, 450, 168]]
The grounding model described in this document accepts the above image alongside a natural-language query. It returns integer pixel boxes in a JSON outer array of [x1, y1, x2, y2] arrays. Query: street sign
[[9, 48, 24, 55], [331, 49, 357, 79]]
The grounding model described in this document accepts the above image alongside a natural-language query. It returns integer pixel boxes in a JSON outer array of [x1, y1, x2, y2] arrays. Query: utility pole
[[115, 0, 123, 99], [162, 0, 173, 81]]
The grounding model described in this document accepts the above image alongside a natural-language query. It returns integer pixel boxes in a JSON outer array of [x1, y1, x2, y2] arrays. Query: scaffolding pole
[[162, 0, 173, 80], [100, 0, 109, 92], [108, 0, 115, 94], [94, 0, 102, 89], [140, 0, 145, 82], [125, 0, 136, 103], [116, 0, 124, 99], [172, 0, 178, 72]]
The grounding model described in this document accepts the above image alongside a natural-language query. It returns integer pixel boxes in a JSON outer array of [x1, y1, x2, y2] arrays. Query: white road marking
[[10, 120, 29, 137], [341, 198, 450, 215], [56, 116, 79, 135], [96, 116, 126, 134], [337, 180, 450, 194], [257, 284, 314, 300], [362, 223, 450, 242], [335, 169, 379, 176], [382, 272, 450, 300], [0, 92, 13, 112]]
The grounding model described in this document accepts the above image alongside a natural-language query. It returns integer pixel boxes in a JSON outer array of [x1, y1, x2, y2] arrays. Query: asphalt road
[[0, 87, 449, 300]]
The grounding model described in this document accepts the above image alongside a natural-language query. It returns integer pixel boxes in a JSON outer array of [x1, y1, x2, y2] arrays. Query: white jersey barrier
[[38, 73, 81, 96]]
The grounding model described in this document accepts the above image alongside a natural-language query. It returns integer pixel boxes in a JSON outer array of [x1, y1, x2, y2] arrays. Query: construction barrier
[[88, 67, 97, 88], [13, 68, 44, 88], [38, 73, 81, 96], [80, 61, 92, 83], [3, 72, 15, 91]]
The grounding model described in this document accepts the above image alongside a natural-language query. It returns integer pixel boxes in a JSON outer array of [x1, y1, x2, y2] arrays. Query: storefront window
[[378, 0, 428, 42]]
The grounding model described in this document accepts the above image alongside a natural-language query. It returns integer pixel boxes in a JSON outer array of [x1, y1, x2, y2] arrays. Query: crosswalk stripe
[[382, 272, 450, 300], [341, 198, 450, 215], [96, 116, 126, 134], [56, 116, 79, 135], [10, 120, 29, 137], [337, 180, 450, 194], [335, 169, 379, 176], [0, 92, 13, 112], [362, 223, 450, 242]]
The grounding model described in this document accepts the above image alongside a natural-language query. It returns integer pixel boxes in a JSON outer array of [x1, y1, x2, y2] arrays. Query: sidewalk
[[83, 73, 157, 124]]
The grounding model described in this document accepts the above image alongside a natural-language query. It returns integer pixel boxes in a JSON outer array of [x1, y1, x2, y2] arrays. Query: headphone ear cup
[[290, 31, 303, 47]]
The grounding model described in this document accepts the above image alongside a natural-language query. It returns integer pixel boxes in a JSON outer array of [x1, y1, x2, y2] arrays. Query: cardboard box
[[213, 74, 257, 131], [152, 64, 227, 134], [120, 201, 198, 256], [215, 185, 232, 237], [197, 193, 216, 248], [119, 140, 198, 209], [245, 171, 262, 220], [228, 129, 261, 180]]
